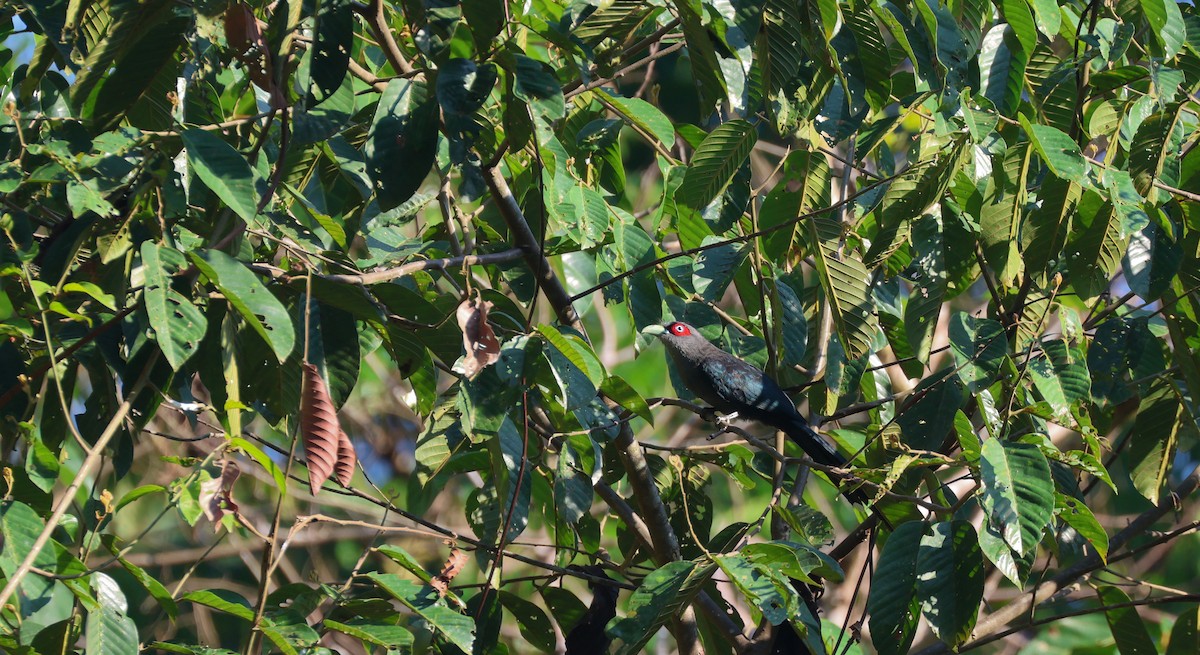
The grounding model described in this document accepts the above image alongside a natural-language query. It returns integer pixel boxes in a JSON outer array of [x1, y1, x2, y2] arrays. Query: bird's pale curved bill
[[640, 324, 666, 336]]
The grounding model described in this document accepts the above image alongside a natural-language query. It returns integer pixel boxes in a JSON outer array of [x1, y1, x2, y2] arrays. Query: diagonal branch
[[0, 351, 160, 611]]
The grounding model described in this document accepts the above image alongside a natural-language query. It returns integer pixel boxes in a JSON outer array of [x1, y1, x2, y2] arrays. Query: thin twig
[[0, 351, 160, 611]]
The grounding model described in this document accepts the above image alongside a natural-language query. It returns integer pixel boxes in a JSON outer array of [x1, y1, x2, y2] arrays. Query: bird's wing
[[699, 355, 769, 409]]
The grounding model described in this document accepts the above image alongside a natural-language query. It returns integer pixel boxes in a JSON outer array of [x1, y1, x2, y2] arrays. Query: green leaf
[[437, 59, 498, 115], [537, 325, 605, 410], [1055, 493, 1109, 561], [229, 437, 287, 492], [775, 276, 809, 367], [512, 55, 565, 120], [867, 521, 925, 655], [915, 520, 985, 647], [1138, 0, 1185, 56], [189, 250, 296, 363], [896, 368, 966, 450], [308, 0, 353, 104], [499, 591, 556, 653], [677, 120, 757, 211], [979, 141, 1032, 285], [1166, 606, 1200, 655], [597, 90, 675, 149], [979, 439, 1054, 556], [141, 243, 206, 370], [669, 0, 727, 112], [948, 313, 1006, 392], [905, 211, 947, 363], [182, 589, 256, 620], [1128, 106, 1190, 203], [1028, 339, 1091, 422], [555, 434, 596, 524], [182, 129, 261, 223], [110, 542, 178, 619], [364, 78, 439, 210], [1020, 115, 1089, 183], [714, 554, 794, 626], [376, 544, 435, 584], [25, 433, 59, 492], [600, 375, 652, 423], [978, 26, 1026, 115], [323, 619, 414, 648], [1098, 585, 1158, 655], [608, 560, 717, 655], [741, 540, 845, 584], [692, 238, 748, 302], [85, 603, 139, 655], [760, 151, 832, 260], [72, 0, 188, 129], [1128, 390, 1183, 504], [367, 573, 476, 652]]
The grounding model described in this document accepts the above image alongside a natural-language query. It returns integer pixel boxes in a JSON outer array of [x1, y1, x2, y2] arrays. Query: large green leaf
[[760, 150, 832, 260], [979, 439, 1054, 556], [307, 0, 352, 105], [1021, 116, 1089, 183], [669, 0, 727, 112], [597, 90, 676, 149], [1098, 585, 1158, 655], [1128, 105, 1192, 203], [947, 313, 1006, 392], [897, 367, 966, 450], [367, 574, 475, 653], [714, 554, 795, 626], [915, 520, 985, 647], [677, 120, 758, 211], [1128, 389, 1183, 504], [189, 250, 296, 363], [141, 243, 206, 370], [499, 591, 556, 653], [693, 237, 748, 302], [537, 325, 605, 410], [607, 560, 717, 655], [71, 0, 188, 129], [85, 602, 139, 655], [1166, 606, 1200, 655], [364, 78, 439, 210], [979, 141, 1032, 285], [867, 521, 925, 655], [1028, 339, 1091, 422], [182, 129, 262, 223], [904, 211, 946, 363]]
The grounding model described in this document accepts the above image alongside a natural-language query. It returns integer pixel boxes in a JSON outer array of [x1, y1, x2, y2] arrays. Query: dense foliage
[[2, 0, 1200, 653]]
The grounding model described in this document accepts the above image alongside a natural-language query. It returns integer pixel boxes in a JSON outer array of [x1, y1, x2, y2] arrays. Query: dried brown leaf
[[430, 546, 470, 596], [199, 460, 242, 532], [301, 362, 342, 496], [224, 2, 283, 107], [456, 298, 500, 379], [334, 430, 356, 487]]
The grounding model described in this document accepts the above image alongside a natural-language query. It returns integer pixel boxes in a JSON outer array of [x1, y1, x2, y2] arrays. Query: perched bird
[[643, 321, 865, 503]]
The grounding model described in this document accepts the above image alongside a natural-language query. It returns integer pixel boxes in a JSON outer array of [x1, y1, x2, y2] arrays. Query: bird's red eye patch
[[669, 323, 691, 336]]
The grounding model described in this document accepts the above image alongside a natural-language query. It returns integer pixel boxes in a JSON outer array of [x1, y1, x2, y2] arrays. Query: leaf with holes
[[189, 250, 295, 362], [142, 243, 206, 370], [979, 439, 1054, 556]]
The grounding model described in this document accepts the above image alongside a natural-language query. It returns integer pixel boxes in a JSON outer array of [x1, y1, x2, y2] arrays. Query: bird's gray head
[[642, 321, 714, 357]]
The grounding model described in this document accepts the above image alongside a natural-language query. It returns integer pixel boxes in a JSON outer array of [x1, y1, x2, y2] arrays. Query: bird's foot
[[703, 411, 740, 440]]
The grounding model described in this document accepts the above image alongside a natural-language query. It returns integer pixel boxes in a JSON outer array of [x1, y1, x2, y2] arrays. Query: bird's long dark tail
[[780, 413, 868, 504]]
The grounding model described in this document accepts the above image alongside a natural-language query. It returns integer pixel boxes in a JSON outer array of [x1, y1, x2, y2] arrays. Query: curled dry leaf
[[430, 545, 470, 597], [199, 460, 242, 532], [334, 430, 356, 487], [456, 298, 501, 380], [301, 362, 344, 495]]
